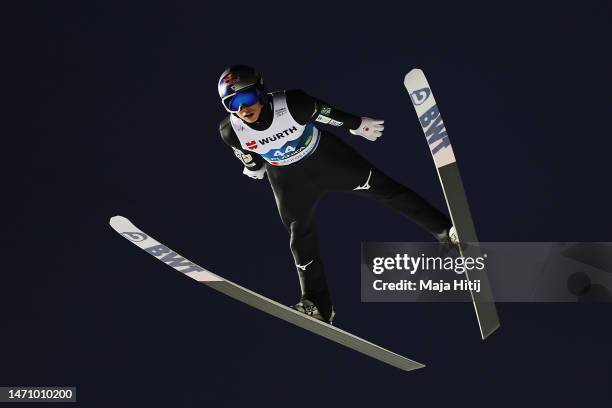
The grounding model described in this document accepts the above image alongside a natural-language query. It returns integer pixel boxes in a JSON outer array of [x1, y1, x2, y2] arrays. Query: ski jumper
[[219, 90, 451, 320]]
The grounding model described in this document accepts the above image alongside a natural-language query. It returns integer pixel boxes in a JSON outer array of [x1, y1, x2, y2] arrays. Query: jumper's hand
[[350, 117, 384, 141], [243, 166, 266, 180]]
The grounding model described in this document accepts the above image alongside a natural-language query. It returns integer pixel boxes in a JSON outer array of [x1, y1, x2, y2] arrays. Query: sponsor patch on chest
[[241, 125, 301, 151]]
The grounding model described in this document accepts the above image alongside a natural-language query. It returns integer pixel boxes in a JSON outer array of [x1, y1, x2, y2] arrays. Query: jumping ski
[[404, 69, 500, 339], [109, 215, 425, 371]]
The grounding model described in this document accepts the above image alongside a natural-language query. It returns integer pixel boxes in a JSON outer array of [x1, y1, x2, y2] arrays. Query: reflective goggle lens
[[224, 89, 259, 112]]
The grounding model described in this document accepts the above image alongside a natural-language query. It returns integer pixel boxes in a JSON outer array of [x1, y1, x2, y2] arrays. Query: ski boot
[[291, 299, 336, 325], [436, 225, 462, 255]]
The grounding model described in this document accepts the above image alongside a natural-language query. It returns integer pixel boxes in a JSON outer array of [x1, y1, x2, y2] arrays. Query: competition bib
[[230, 92, 320, 166]]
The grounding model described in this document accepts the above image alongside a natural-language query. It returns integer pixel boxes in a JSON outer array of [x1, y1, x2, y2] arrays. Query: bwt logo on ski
[[121, 230, 204, 274], [419, 105, 451, 155], [144, 244, 205, 274], [121, 232, 147, 242], [410, 87, 431, 106]]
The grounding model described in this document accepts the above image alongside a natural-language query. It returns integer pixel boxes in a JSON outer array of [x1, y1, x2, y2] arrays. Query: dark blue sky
[[4, 1, 612, 406]]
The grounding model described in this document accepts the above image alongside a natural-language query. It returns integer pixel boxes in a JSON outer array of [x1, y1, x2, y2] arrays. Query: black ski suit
[[219, 90, 451, 320]]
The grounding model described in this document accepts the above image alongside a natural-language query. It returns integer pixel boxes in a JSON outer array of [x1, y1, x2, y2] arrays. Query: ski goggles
[[221, 88, 260, 112]]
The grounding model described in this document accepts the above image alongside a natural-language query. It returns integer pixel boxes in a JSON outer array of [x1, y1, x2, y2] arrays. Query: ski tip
[[109, 215, 129, 229], [404, 68, 424, 86]]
